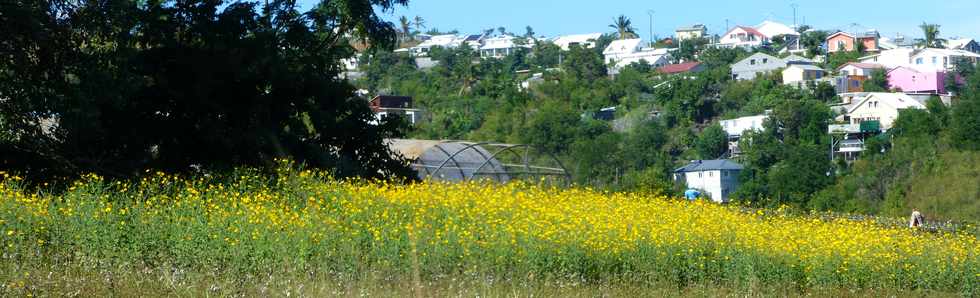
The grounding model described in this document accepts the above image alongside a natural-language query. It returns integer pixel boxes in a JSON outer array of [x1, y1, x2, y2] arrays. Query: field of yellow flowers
[[1, 166, 977, 295]]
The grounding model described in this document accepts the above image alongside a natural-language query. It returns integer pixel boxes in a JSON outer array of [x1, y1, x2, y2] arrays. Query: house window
[[837, 40, 846, 51], [698, 172, 702, 178], [916, 58, 923, 64], [709, 171, 714, 177], [851, 80, 860, 87], [932, 56, 938, 64], [750, 59, 756, 65], [762, 58, 768, 63], [842, 70, 849, 76], [723, 171, 728, 177]]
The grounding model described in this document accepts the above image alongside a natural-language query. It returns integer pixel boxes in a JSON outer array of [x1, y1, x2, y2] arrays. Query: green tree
[[562, 45, 607, 82], [864, 68, 890, 92], [917, 22, 946, 48], [521, 101, 581, 154], [609, 15, 638, 40], [767, 143, 832, 207], [950, 72, 980, 150], [399, 16, 412, 41], [0, 0, 413, 180], [696, 124, 728, 159], [413, 15, 426, 34], [801, 30, 829, 57]]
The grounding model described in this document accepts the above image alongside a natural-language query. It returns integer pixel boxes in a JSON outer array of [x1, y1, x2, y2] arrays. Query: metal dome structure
[[387, 139, 570, 183]]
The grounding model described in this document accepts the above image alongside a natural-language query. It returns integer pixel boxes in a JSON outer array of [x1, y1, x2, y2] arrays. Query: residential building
[[676, 24, 708, 41], [717, 26, 767, 48], [552, 33, 603, 50], [370, 95, 422, 125], [407, 34, 486, 57], [731, 53, 813, 80], [720, 114, 769, 157], [909, 48, 980, 72], [945, 38, 980, 54], [826, 30, 881, 53], [716, 21, 799, 50], [828, 122, 881, 161], [754, 20, 799, 40], [657, 62, 705, 75], [860, 48, 980, 72], [409, 34, 460, 57], [480, 35, 533, 58], [829, 63, 886, 93], [783, 64, 825, 87], [602, 39, 672, 74], [886, 66, 947, 94], [840, 92, 926, 130], [838, 62, 885, 77], [673, 159, 744, 203]]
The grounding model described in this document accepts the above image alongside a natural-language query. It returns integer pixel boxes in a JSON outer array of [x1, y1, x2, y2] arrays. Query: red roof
[[725, 26, 767, 38], [658, 62, 703, 74]]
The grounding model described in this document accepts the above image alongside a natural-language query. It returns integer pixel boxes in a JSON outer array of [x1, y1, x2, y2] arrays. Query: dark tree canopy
[[0, 0, 413, 180]]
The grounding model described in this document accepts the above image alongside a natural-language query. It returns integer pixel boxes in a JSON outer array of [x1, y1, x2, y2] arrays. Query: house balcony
[[837, 139, 865, 153]]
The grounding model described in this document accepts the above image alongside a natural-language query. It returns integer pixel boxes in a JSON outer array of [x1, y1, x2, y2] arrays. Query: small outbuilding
[[674, 159, 744, 203]]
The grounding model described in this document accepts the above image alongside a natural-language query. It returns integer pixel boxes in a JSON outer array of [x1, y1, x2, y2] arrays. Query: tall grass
[[0, 165, 977, 295]]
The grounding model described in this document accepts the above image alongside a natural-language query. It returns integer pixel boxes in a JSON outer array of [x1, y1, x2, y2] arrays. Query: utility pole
[[791, 3, 798, 27], [647, 10, 655, 47]]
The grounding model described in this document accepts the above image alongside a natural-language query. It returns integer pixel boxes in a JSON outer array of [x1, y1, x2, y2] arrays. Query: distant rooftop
[[674, 159, 744, 173]]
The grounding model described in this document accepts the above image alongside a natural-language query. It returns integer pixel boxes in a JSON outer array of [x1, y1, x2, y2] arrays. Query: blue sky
[[298, 0, 979, 40]]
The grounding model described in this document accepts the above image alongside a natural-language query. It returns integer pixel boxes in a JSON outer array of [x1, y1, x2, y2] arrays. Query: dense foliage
[[0, 0, 413, 180], [358, 32, 980, 220]]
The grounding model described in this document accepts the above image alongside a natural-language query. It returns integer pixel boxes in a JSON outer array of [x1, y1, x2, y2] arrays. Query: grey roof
[[788, 64, 824, 71], [674, 159, 744, 173], [784, 54, 813, 63]]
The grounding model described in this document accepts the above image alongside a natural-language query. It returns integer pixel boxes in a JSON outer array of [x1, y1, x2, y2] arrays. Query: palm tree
[[918, 22, 946, 48], [609, 15, 638, 40], [413, 16, 426, 35], [398, 16, 412, 41]]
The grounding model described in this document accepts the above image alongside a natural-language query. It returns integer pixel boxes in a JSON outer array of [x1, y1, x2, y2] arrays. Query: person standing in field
[[909, 208, 924, 228]]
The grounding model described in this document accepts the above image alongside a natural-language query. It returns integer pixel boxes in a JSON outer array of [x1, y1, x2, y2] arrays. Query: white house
[[860, 48, 980, 72], [715, 21, 798, 49], [782, 64, 825, 87], [909, 48, 980, 72], [676, 24, 708, 41], [602, 39, 672, 74], [720, 114, 769, 156], [730, 53, 813, 81], [945, 38, 980, 54], [837, 62, 885, 77], [479, 35, 533, 58], [674, 159, 744, 203], [552, 33, 603, 50], [754, 20, 799, 40], [720, 115, 768, 138], [409, 34, 460, 56], [843, 92, 926, 130], [717, 26, 767, 48]]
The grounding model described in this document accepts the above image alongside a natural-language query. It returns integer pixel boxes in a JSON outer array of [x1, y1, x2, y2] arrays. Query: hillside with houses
[[353, 17, 980, 221]]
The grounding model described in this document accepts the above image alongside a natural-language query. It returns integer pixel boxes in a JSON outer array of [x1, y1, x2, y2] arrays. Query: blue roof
[[674, 159, 744, 173]]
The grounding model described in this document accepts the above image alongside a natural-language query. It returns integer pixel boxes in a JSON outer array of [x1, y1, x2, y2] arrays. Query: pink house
[[886, 67, 946, 94], [826, 31, 880, 53]]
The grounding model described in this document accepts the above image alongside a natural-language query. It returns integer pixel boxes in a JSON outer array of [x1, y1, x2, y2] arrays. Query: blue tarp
[[684, 189, 700, 201]]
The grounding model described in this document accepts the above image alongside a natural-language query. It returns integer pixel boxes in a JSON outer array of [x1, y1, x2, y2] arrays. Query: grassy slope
[[902, 150, 980, 222]]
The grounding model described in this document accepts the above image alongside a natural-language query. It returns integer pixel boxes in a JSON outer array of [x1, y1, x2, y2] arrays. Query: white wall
[[720, 115, 768, 137], [684, 170, 740, 202], [848, 99, 899, 129]]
